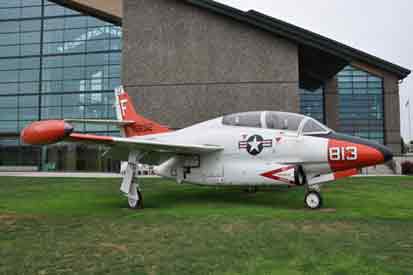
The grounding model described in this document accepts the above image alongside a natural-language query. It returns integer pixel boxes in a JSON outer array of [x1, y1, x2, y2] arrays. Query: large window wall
[[300, 66, 385, 144], [0, 0, 121, 170], [337, 66, 384, 144]]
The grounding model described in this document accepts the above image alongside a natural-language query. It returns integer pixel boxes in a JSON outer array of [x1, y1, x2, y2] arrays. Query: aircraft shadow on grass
[[118, 186, 306, 211]]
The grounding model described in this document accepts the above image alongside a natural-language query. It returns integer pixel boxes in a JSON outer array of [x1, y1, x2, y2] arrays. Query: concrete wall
[[324, 77, 339, 131], [123, 0, 299, 128]]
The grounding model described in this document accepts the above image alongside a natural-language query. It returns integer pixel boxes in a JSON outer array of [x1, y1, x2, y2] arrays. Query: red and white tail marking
[[115, 87, 171, 137]]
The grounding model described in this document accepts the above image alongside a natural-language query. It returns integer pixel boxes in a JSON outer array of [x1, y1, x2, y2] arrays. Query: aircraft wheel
[[305, 191, 322, 210], [295, 166, 307, 186], [128, 189, 143, 209]]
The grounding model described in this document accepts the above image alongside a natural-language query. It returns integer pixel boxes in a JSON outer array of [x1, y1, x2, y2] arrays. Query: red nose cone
[[21, 120, 73, 145], [328, 139, 386, 172]]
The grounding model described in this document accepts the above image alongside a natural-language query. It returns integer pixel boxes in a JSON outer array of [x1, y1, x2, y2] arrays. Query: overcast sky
[[219, 0, 413, 141]]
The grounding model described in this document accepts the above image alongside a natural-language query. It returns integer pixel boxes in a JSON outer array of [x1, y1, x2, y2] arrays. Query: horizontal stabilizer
[[64, 119, 135, 126]]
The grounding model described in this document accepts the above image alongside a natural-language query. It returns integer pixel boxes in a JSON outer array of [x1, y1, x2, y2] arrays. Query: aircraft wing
[[66, 133, 224, 155]]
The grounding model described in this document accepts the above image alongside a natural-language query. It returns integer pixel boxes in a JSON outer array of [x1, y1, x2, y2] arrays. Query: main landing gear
[[120, 151, 144, 210]]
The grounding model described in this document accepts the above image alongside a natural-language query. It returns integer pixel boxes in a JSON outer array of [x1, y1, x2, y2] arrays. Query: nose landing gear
[[304, 190, 323, 209]]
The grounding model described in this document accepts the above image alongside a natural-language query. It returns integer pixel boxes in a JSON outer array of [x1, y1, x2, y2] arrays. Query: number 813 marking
[[329, 147, 358, 161]]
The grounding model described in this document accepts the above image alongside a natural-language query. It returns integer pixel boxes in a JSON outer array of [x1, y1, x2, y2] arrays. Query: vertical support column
[[383, 75, 401, 154], [324, 77, 339, 131]]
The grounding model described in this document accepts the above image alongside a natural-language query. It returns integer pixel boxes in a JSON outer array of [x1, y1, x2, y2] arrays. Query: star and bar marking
[[239, 135, 273, 156]]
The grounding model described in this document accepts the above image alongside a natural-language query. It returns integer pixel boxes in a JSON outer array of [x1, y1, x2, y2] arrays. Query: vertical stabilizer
[[115, 86, 171, 137]]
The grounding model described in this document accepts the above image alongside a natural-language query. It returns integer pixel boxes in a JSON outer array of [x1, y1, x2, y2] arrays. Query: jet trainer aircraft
[[21, 87, 393, 209]]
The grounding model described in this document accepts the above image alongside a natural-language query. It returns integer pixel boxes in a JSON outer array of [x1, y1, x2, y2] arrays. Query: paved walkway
[[0, 172, 158, 178]]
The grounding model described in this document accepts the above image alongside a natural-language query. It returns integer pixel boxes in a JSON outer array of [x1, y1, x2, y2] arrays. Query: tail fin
[[115, 86, 171, 137]]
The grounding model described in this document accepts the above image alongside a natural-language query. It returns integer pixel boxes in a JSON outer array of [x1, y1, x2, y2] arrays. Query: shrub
[[401, 161, 413, 175]]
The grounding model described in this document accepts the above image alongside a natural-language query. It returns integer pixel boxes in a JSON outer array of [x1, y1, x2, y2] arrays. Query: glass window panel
[[44, 18, 65, 30], [64, 16, 87, 29], [63, 54, 84, 67], [62, 106, 84, 118], [63, 66, 84, 80], [0, 45, 19, 57], [43, 56, 63, 68], [41, 94, 61, 106], [0, 0, 20, 8], [19, 108, 38, 120], [87, 17, 108, 27], [44, 5, 65, 17], [110, 38, 121, 50], [2, 59, 19, 70], [0, 8, 20, 20], [0, 109, 18, 120], [43, 68, 63, 81], [86, 66, 103, 78], [64, 8, 80, 16], [25, 0, 42, 6], [41, 107, 61, 119], [0, 83, 18, 95], [368, 82, 383, 89], [0, 33, 19, 45], [20, 82, 39, 93], [21, 32, 41, 44], [109, 65, 121, 78], [110, 26, 122, 38], [0, 21, 19, 33], [0, 121, 18, 132], [43, 42, 63, 55], [0, 71, 18, 82], [21, 57, 40, 69], [109, 52, 121, 64], [21, 19, 41, 32], [19, 95, 39, 107], [21, 43, 40, 56], [108, 78, 120, 90], [63, 80, 83, 92], [21, 6, 41, 18], [0, 96, 18, 107], [63, 41, 85, 54], [62, 93, 83, 106], [64, 28, 86, 42], [85, 105, 107, 119], [20, 69, 39, 81], [44, 30, 64, 43], [41, 80, 63, 93], [86, 39, 109, 52], [86, 53, 108, 66]]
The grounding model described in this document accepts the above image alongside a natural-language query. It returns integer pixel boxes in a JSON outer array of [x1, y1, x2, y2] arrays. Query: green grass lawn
[[0, 176, 413, 275]]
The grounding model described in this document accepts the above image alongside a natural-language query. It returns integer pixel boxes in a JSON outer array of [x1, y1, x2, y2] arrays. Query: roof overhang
[[50, 0, 410, 88], [49, 0, 122, 25]]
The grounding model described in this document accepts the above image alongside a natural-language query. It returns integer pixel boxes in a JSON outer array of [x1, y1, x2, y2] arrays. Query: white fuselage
[[137, 117, 331, 186]]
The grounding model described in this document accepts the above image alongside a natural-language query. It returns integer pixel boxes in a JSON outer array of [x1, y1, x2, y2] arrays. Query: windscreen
[[302, 119, 330, 134]]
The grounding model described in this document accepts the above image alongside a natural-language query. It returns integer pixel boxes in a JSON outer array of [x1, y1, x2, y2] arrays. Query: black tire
[[128, 190, 143, 209], [304, 191, 323, 210], [295, 166, 307, 186]]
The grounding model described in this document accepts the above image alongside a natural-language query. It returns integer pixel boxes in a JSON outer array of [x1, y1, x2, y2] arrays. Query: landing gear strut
[[121, 151, 145, 210]]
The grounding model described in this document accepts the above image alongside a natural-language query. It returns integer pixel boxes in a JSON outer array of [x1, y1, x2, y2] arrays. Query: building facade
[[0, 0, 121, 171], [0, 0, 410, 171]]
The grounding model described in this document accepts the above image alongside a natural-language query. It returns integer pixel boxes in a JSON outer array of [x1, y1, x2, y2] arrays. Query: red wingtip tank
[[21, 120, 74, 145]]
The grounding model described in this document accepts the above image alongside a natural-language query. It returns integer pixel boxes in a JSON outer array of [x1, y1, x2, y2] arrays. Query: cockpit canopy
[[222, 111, 331, 134]]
